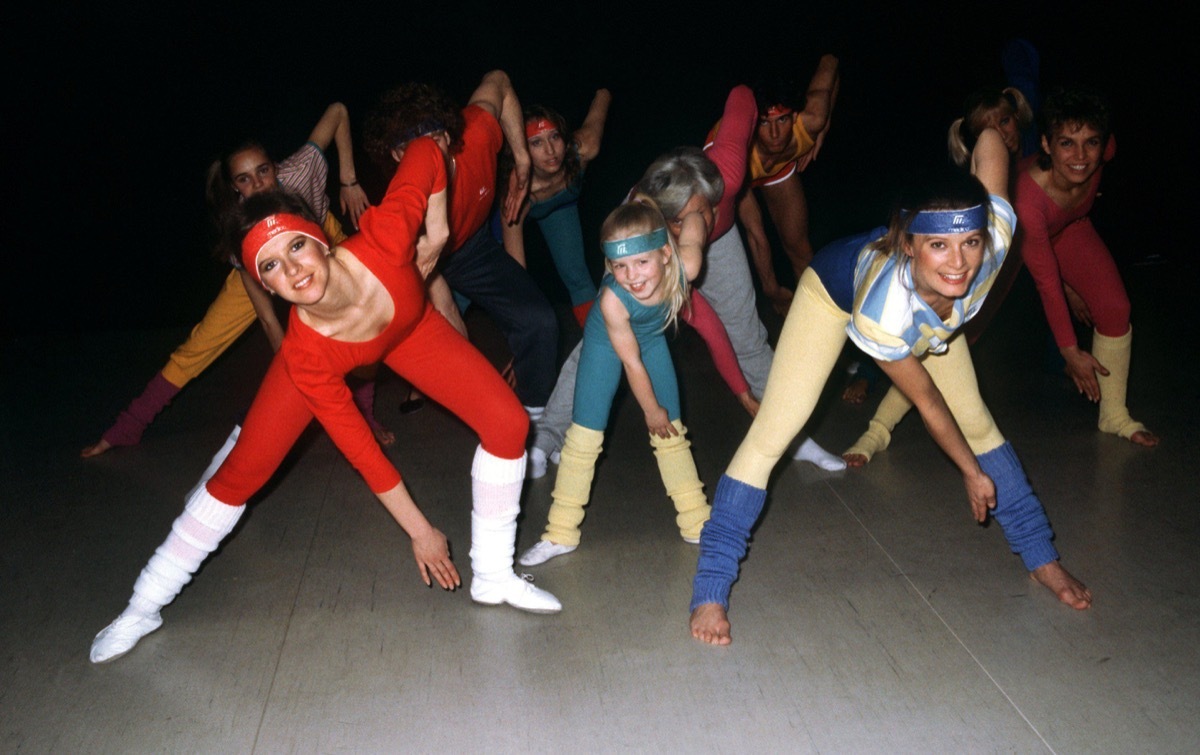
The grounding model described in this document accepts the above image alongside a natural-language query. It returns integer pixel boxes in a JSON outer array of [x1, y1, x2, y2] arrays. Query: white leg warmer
[[467, 446, 561, 614], [90, 486, 244, 663]]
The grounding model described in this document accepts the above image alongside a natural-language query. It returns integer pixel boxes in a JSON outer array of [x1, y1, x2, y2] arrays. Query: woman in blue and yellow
[[689, 129, 1091, 646]]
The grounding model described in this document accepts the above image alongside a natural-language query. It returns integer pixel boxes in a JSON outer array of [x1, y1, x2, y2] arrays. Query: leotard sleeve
[[344, 137, 447, 270], [705, 85, 756, 240]]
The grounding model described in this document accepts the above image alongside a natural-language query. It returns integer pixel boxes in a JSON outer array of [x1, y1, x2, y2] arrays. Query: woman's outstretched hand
[[964, 470, 997, 523], [503, 158, 531, 225], [411, 527, 461, 590], [339, 184, 371, 229], [644, 406, 678, 439], [1061, 345, 1107, 402]]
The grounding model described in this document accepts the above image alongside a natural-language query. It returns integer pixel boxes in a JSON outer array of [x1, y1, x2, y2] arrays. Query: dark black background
[[4, 1, 1192, 340]]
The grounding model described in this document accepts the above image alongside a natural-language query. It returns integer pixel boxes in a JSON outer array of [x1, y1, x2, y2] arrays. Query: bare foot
[[1030, 561, 1092, 610], [81, 438, 113, 459], [842, 378, 869, 405], [373, 427, 397, 447], [1130, 430, 1159, 448], [842, 453, 867, 468], [690, 603, 732, 645]]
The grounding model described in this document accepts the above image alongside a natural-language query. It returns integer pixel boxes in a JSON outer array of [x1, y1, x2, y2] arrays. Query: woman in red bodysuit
[[90, 136, 561, 665]]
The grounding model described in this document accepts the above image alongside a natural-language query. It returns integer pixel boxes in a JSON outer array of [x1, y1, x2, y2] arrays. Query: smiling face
[[228, 147, 278, 199], [609, 247, 672, 303], [1042, 122, 1104, 188], [255, 232, 331, 306], [906, 229, 986, 315]]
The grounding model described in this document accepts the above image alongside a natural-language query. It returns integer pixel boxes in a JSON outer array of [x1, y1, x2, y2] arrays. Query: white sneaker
[[549, 450, 561, 465], [682, 535, 700, 544], [471, 572, 562, 613], [527, 448, 548, 480], [518, 540, 577, 566], [90, 612, 163, 663]]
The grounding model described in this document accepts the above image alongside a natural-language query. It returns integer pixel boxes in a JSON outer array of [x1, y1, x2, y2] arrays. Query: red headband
[[241, 213, 329, 283], [525, 118, 557, 139], [762, 104, 793, 119]]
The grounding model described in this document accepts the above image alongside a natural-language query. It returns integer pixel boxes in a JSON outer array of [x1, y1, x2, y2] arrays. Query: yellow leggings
[[727, 269, 1005, 488]]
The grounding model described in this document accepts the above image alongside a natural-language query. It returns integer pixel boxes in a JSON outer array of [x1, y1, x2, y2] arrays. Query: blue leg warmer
[[977, 442, 1058, 571], [690, 475, 768, 611]]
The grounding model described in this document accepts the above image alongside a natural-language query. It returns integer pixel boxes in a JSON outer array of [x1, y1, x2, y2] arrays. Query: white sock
[[527, 447, 548, 479], [793, 436, 847, 471]]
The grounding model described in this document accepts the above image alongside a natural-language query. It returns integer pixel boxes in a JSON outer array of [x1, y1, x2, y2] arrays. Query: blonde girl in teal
[[519, 200, 709, 566]]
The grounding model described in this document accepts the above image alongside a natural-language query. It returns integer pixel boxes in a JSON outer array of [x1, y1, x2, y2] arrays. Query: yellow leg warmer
[[544, 423, 605, 547], [1092, 326, 1146, 439], [843, 384, 912, 461], [845, 336, 1005, 458], [649, 420, 710, 542]]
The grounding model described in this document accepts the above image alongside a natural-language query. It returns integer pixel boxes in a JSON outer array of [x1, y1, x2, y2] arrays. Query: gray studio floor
[[2, 264, 1197, 753]]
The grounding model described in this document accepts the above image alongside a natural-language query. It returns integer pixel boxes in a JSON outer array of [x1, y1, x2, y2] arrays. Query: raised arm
[[797, 54, 839, 168], [468, 70, 530, 223], [875, 354, 996, 522], [307, 102, 371, 228], [601, 289, 676, 438], [573, 88, 612, 165], [675, 211, 707, 283], [970, 128, 1010, 202], [415, 186, 450, 279]]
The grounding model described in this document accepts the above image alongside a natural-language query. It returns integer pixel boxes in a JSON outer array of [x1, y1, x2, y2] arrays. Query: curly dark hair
[[363, 82, 464, 171], [1036, 86, 1111, 170]]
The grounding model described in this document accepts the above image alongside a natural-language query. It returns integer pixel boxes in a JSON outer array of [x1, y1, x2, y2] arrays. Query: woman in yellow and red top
[[705, 55, 839, 315]]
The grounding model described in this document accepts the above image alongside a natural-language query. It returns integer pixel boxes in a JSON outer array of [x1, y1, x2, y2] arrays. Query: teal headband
[[602, 227, 668, 260]]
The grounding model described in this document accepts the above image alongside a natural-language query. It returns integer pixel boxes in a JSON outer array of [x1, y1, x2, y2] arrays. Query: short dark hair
[[1037, 86, 1111, 169]]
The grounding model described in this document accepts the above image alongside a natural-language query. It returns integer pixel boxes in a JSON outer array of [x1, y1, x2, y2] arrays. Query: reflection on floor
[[2, 266, 1196, 752]]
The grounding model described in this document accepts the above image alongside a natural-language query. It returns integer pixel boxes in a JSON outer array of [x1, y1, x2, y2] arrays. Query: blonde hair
[[600, 197, 690, 332], [947, 86, 1034, 166]]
